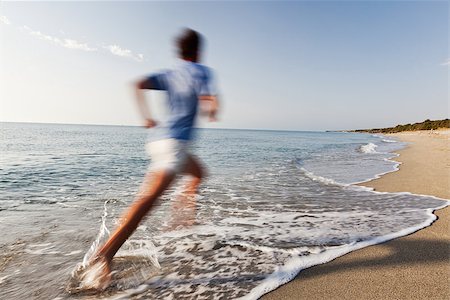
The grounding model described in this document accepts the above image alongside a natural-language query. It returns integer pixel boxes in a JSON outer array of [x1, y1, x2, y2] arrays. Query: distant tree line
[[352, 119, 449, 133]]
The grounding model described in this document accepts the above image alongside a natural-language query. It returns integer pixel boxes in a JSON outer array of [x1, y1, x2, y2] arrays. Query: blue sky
[[0, 1, 448, 131]]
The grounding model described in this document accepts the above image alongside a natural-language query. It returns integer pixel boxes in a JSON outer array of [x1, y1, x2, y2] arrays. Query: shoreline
[[263, 130, 449, 300]]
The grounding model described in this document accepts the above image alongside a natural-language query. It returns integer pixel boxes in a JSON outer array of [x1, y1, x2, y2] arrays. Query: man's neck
[[182, 56, 198, 63]]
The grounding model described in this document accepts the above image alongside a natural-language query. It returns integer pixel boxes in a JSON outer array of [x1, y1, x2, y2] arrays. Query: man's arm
[[199, 95, 219, 122], [134, 78, 157, 128]]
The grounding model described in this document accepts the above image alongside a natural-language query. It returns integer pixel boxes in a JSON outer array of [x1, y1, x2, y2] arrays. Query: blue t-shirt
[[147, 60, 216, 141]]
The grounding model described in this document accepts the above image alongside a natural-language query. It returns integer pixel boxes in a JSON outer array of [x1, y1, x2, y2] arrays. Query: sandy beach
[[263, 130, 450, 300]]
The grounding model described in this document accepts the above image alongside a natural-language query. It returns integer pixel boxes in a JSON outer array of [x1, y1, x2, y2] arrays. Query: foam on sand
[[242, 202, 449, 300]]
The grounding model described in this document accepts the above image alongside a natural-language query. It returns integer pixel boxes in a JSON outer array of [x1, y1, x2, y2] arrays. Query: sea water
[[0, 122, 447, 299]]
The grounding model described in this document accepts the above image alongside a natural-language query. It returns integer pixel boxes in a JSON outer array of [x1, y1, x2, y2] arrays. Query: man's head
[[176, 28, 202, 62]]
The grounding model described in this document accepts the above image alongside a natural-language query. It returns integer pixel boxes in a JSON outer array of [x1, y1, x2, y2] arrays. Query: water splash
[[82, 200, 111, 267]]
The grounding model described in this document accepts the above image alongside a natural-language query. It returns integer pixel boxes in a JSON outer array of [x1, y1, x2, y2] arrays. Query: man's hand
[[208, 106, 218, 122], [199, 95, 219, 122], [134, 78, 155, 127], [144, 118, 158, 128]]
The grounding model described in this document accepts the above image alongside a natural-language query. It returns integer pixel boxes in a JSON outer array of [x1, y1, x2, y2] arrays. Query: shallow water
[[0, 123, 447, 299]]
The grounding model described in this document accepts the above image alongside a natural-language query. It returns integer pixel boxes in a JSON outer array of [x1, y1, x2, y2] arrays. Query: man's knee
[[184, 155, 207, 181], [139, 171, 175, 199]]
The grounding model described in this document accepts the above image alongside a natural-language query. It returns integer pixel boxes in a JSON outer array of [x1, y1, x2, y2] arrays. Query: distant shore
[[263, 129, 449, 300], [350, 119, 449, 134]]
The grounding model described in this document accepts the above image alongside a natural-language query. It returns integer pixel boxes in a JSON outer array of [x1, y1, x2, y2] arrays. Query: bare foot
[[79, 256, 112, 291]]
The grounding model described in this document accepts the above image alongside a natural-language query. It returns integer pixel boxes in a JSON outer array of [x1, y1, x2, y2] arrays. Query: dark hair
[[176, 28, 202, 60]]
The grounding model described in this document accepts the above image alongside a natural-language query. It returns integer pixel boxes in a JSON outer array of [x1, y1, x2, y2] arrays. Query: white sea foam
[[65, 250, 83, 256], [382, 138, 397, 143], [359, 142, 378, 153], [348, 154, 401, 185], [242, 202, 449, 300], [25, 243, 60, 255], [299, 167, 346, 186], [118, 239, 161, 269]]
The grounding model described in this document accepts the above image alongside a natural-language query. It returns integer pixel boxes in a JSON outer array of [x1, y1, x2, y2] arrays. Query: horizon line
[[0, 120, 336, 133]]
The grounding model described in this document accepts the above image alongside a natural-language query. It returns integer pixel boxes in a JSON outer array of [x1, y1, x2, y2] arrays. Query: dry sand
[[263, 130, 449, 300]]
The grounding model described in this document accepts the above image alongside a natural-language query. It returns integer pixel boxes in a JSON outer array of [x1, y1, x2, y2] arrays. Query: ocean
[[0, 122, 447, 299]]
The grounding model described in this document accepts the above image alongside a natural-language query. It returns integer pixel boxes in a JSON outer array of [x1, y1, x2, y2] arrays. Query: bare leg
[[96, 170, 175, 264], [90, 156, 202, 288], [166, 193, 197, 230], [182, 155, 206, 195], [165, 155, 205, 231]]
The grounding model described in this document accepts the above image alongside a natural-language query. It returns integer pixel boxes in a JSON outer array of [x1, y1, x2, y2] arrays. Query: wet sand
[[263, 130, 449, 300]]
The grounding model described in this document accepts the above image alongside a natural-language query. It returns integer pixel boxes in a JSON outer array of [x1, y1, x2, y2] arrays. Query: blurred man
[[88, 28, 219, 289]]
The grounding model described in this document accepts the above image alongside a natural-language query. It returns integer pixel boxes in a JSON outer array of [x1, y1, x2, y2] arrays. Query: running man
[[89, 28, 219, 289]]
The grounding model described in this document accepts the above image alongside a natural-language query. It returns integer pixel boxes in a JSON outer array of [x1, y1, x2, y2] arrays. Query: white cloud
[[22, 25, 97, 52], [20, 24, 143, 62], [62, 39, 97, 51], [0, 15, 11, 25], [104, 45, 144, 62], [29, 30, 58, 43], [441, 59, 450, 66]]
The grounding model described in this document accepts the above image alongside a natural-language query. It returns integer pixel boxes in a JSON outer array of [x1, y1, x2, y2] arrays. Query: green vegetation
[[353, 119, 449, 133]]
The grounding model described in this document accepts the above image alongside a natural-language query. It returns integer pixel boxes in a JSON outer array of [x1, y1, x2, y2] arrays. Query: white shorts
[[146, 139, 190, 174]]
